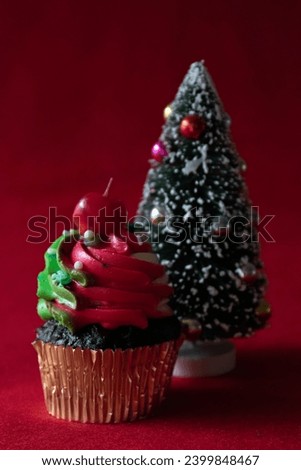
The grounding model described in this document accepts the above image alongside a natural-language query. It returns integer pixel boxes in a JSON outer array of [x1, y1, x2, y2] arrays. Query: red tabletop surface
[[0, 0, 300, 450]]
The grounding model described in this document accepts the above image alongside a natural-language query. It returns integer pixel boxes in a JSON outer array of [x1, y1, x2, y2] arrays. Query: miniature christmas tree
[[137, 62, 270, 352]]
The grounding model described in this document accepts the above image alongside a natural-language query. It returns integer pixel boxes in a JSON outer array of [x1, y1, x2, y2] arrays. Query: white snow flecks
[[214, 319, 230, 332], [202, 265, 212, 276], [215, 103, 222, 121], [182, 157, 202, 175], [183, 203, 192, 213], [182, 144, 208, 176], [218, 200, 226, 212], [207, 190, 214, 201], [233, 332, 243, 338], [193, 244, 203, 253], [201, 144, 208, 174], [183, 211, 192, 222], [229, 294, 239, 303], [203, 303, 209, 314], [188, 63, 203, 85], [213, 243, 224, 258], [208, 286, 219, 296], [160, 259, 170, 267], [195, 209, 203, 219]]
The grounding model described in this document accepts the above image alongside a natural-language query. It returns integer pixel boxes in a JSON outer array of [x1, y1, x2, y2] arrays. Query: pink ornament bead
[[151, 141, 168, 162]]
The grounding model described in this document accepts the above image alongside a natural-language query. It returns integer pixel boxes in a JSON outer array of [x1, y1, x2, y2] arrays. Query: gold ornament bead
[[240, 159, 247, 172], [150, 207, 165, 225], [163, 104, 172, 120], [256, 299, 271, 317], [182, 319, 202, 341], [182, 319, 202, 330]]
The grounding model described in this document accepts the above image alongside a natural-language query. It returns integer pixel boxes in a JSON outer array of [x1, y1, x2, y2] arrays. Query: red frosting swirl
[[58, 234, 172, 330]]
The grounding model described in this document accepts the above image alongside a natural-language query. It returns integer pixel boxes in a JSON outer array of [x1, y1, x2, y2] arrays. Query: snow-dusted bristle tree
[[138, 62, 270, 343]]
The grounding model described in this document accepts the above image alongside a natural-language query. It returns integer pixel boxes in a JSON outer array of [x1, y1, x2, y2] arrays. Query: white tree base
[[173, 340, 236, 377]]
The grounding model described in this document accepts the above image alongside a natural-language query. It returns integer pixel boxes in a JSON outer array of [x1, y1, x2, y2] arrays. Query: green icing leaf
[[50, 274, 77, 309], [37, 271, 55, 300], [51, 304, 73, 331], [37, 237, 63, 299], [69, 269, 89, 286], [37, 232, 88, 329], [37, 298, 53, 320], [56, 233, 89, 287], [37, 299, 73, 331], [45, 236, 63, 273]]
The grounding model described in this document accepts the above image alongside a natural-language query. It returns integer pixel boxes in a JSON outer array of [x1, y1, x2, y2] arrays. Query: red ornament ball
[[179, 115, 206, 139], [237, 263, 257, 283]]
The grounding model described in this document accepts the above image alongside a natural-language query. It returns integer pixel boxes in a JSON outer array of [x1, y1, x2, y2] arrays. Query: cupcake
[[33, 184, 182, 423]]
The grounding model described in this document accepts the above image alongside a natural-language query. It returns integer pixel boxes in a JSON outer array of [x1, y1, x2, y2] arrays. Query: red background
[[1, 0, 300, 450]]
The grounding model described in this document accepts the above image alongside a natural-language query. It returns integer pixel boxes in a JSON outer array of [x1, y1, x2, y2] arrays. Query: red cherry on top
[[72, 179, 127, 237]]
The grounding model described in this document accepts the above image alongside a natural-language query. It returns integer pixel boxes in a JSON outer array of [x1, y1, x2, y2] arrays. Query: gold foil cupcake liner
[[33, 338, 182, 423]]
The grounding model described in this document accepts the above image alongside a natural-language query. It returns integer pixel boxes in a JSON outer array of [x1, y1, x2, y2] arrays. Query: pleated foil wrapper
[[33, 338, 182, 423]]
